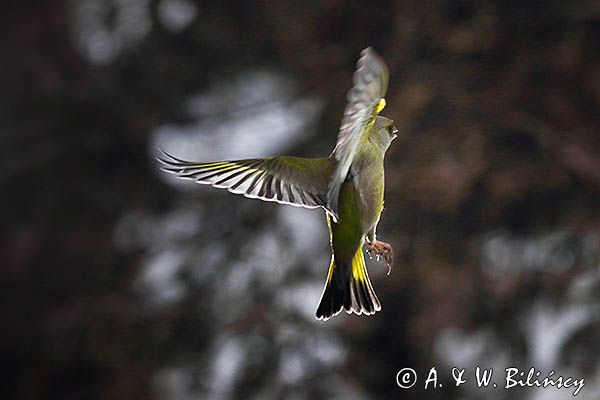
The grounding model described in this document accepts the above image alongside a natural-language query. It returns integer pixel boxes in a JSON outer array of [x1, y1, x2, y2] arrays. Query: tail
[[315, 246, 381, 320]]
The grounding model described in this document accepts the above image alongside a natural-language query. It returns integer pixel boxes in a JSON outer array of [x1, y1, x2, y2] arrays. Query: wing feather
[[327, 47, 389, 221], [158, 151, 333, 210]]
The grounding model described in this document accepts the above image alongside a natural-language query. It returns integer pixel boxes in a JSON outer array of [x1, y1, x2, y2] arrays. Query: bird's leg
[[365, 240, 394, 275]]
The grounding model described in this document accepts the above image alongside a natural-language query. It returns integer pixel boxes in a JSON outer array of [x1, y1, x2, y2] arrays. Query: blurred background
[[2, 0, 599, 399]]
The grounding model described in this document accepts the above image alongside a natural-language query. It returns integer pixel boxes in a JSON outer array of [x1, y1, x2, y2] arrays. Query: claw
[[365, 240, 394, 275]]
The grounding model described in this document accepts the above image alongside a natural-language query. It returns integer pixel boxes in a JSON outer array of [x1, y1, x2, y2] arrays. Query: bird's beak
[[391, 126, 398, 140]]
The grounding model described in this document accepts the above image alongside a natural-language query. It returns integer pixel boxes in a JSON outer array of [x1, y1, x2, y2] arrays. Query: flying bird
[[158, 47, 397, 320]]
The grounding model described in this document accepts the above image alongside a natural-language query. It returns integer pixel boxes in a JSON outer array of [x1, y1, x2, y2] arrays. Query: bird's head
[[372, 116, 398, 154]]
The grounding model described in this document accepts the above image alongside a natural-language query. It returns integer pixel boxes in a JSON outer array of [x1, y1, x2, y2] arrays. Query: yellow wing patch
[[376, 98, 386, 114]]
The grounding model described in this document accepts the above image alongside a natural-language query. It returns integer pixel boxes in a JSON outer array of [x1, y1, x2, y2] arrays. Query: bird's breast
[[350, 152, 385, 232]]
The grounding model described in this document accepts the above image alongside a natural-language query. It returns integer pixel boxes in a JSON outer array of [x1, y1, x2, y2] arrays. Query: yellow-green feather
[[316, 173, 382, 319], [331, 180, 363, 261]]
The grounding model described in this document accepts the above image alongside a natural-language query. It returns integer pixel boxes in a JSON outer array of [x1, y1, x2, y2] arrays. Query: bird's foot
[[366, 240, 394, 275]]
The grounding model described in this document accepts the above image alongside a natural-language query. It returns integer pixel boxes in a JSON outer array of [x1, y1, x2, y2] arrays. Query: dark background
[[2, 1, 599, 399]]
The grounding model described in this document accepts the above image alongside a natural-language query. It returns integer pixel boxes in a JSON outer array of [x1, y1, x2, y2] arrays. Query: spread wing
[[158, 151, 333, 210], [327, 47, 389, 221]]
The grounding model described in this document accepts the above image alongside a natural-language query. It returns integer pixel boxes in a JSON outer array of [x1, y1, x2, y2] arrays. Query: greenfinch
[[159, 47, 397, 320]]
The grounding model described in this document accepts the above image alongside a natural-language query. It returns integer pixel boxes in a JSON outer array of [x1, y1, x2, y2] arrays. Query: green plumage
[[158, 47, 397, 320], [315, 178, 381, 319]]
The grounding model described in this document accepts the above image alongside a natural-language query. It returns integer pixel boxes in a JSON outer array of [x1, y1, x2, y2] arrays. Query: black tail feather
[[315, 249, 381, 320]]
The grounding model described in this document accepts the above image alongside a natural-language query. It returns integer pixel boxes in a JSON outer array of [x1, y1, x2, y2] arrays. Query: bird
[[158, 47, 397, 320]]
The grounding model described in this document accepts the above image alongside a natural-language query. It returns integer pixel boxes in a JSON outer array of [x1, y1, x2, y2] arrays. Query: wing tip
[[326, 200, 340, 223], [361, 46, 374, 57], [155, 148, 183, 169], [326, 179, 342, 223], [360, 46, 381, 62], [156, 148, 190, 163]]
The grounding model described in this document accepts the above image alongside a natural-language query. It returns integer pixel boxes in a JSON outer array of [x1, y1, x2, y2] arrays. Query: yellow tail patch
[[351, 246, 368, 283], [316, 246, 381, 320]]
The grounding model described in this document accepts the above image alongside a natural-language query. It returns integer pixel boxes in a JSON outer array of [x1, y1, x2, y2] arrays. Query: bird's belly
[[354, 172, 384, 233]]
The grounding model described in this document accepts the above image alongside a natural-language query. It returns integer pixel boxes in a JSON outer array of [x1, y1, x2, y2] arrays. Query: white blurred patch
[[279, 349, 306, 385], [183, 70, 294, 117], [152, 70, 323, 179], [245, 232, 289, 285], [209, 335, 245, 400], [434, 327, 518, 399], [135, 249, 186, 306], [276, 282, 325, 321], [114, 208, 201, 251], [70, 0, 152, 65], [278, 332, 346, 385], [434, 327, 509, 372], [525, 300, 597, 370], [153, 366, 195, 400], [84, 29, 120, 65], [114, 208, 203, 308], [568, 268, 600, 301], [157, 0, 197, 32], [188, 242, 228, 283], [480, 230, 598, 276], [278, 206, 328, 264], [305, 333, 346, 366], [527, 369, 589, 400], [208, 230, 292, 323], [434, 327, 490, 367]]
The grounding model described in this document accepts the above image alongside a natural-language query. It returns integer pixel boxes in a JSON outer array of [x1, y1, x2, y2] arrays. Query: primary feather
[[158, 151, 334, 211], [327, 47, 389, 221]]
